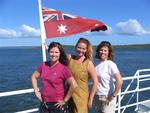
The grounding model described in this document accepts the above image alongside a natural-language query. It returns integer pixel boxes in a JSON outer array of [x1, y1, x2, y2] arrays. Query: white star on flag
[[57, 24, 68, 34]]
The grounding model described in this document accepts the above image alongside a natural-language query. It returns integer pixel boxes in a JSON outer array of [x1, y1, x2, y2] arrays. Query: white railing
[[0, 69, 150, 113], [116, 69, 150, 113], [0, 88, 38, 113]]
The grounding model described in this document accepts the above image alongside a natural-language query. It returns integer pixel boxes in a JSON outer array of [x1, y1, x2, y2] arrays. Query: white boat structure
[[0, 68, 150, 113]]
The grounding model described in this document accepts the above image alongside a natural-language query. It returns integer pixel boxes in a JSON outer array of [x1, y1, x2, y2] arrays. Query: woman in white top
[[93, 41, 123, 113]]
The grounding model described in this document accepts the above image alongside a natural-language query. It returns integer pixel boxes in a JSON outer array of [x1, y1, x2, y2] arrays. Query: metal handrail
[[116, 99, 150, 110], [116, 69, 150, 113], [0, 88, 34, 97], [15, 108, 38, 113]]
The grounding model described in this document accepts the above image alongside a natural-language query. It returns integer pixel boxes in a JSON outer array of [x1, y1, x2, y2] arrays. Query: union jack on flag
[[42, 7, 107, 38]]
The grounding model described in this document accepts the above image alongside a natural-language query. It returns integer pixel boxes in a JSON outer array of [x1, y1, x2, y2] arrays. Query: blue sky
[[0, 0, 150, 47]]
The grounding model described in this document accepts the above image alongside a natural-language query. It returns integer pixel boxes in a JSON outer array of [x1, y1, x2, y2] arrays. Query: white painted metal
[[116, 69, 150, 113], [38, 0, 47, 62], [15, 108, 38, 113], [0, 88, 33, 97]]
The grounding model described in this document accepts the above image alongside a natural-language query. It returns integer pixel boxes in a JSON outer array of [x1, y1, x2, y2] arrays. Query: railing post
[[136, 71, 140, 111], [118, 89, 121, 113]]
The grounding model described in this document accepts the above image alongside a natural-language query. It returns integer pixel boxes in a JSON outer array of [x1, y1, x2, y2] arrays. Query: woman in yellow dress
[[68, 38, 98, 113]]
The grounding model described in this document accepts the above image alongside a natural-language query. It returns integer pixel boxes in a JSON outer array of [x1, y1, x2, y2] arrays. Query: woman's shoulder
[[86, 59, 92, 63], [86, 59, 94, 68], [96, 60, 115, 66], [59, 63, 70, 71], [38, 62, 45, 66], [37, 61, 50, 69], [107, 60, 117, 67]]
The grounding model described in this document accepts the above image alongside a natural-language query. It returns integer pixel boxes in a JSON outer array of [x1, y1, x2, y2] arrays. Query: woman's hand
[[55, 100, 66, 108], [35, 91, 42, 102], [88, 96, 93, 108], [107, 95, 114, 102]]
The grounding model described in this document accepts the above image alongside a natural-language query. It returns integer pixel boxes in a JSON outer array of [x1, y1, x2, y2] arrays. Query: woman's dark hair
[[95, 41, 114, 61], [48, 42, 68, 65]]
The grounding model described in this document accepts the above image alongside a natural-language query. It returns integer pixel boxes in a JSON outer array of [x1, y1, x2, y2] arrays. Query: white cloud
[[0, 24, 40, 38], [20, 24, 40, 37], [116, 19, 150, 35], [0, 28, 20, 38]]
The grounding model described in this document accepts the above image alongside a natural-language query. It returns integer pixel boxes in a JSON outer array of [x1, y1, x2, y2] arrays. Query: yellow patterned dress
[[68, 57, 89, 113]]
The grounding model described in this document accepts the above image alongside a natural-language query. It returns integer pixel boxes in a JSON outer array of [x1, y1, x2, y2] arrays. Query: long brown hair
[[75, 38, 93, 60]]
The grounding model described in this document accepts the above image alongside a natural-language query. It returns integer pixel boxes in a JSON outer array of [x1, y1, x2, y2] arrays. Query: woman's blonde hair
[[75, 38, 93, 60]]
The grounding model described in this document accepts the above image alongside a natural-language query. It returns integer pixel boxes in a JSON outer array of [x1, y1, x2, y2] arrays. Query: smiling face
[[49, 47, 60, 64], [75, 42, 87, 57], [96, 41, 114, 61], [99, 46, 109, 61]]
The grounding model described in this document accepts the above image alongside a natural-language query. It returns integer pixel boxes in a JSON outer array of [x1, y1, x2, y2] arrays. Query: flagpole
[[38, 0, 47, 62]]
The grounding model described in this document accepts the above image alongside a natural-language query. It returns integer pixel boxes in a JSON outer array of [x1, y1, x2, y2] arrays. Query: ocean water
[[0, 46, 150, 113]]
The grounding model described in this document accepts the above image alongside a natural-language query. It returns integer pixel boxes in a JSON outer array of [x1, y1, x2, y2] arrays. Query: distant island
[[113, 44, 150, 49], [63, 44, 150, 49], [1, 44, 150, 49]]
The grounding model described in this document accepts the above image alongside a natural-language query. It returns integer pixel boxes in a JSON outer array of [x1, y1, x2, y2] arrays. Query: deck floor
[[137, 101, 150, 113]]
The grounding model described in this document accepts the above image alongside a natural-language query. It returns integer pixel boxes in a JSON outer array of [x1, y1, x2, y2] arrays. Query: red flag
[[42, 7, 107, 38]]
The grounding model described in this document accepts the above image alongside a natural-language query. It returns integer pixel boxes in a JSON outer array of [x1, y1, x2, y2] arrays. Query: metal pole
[[118, 89, 121, 113], [38, 0, 47, 62], [136, 71, 140, 111]]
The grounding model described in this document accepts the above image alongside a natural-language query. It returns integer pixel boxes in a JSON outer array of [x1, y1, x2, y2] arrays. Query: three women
[[32, 39, 123, 113]]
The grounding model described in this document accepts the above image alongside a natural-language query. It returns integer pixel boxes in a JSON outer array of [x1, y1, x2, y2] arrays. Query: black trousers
[[39, 102, 70, 113]]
